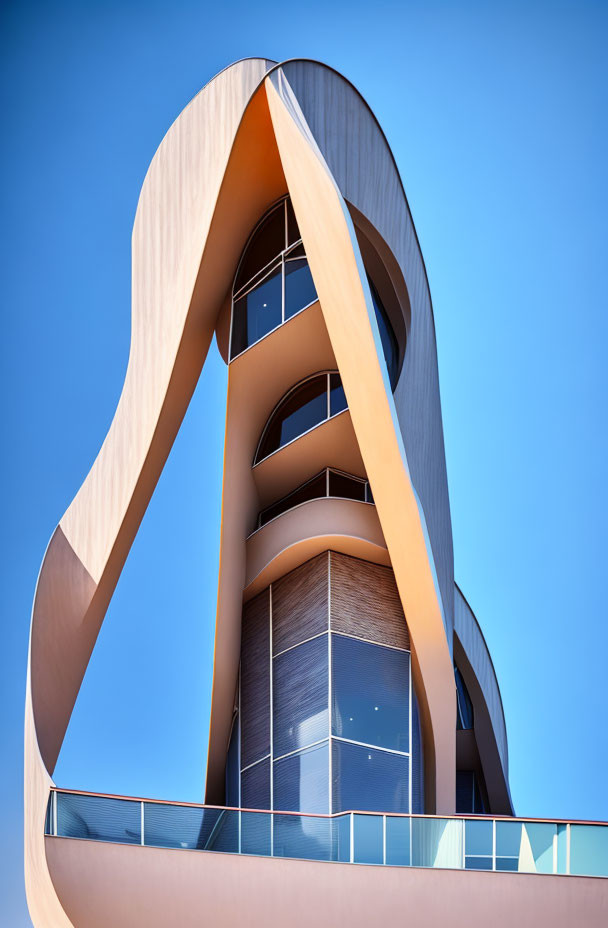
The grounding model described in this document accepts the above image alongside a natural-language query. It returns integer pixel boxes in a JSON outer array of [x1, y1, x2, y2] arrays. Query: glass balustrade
[[46, 790, 608, 878]]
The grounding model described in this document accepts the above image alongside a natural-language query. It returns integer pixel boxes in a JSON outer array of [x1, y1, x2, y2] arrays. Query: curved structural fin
[[264, 70, 456, 812], [25, 57, 277, 927]]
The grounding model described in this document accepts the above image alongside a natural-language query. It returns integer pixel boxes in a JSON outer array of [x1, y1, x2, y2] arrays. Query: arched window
[[254, 372, 347, 465], [230, 198, 317, 359]]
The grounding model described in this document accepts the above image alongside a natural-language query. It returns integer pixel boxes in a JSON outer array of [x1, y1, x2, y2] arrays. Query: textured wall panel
[[272, 552, 329, 655], [241, 590, 271, 769], [330, 552, 409, 649]]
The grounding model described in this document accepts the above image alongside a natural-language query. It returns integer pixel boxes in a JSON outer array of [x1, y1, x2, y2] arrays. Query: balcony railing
[[45, 789, 608, 878]]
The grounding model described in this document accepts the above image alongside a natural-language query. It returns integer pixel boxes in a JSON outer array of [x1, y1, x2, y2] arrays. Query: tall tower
[[34, 60, 608, 928]]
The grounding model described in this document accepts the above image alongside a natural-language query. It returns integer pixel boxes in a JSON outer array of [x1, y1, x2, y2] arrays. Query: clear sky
[[2, 0, 607, 923]]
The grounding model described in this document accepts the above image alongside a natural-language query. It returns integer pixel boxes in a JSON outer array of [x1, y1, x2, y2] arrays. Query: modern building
[[25, 58, 608, 927]]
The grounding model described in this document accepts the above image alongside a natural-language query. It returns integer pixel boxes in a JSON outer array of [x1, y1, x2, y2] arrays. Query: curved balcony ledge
[[454, 585, 513, 815], [252, 411, 365, 510], [244, 496, 388, 599]]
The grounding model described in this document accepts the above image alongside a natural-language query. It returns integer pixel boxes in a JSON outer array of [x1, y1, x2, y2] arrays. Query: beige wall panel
[[46, 837, 608, 928], [264, 74, 455, 812], [330, 551, 409, 650]]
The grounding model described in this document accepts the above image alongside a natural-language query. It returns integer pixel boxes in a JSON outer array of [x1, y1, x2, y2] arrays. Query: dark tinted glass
[[144, 802, 218, 850], [240, 591, 270, 768], [273, 634, 329, 758], [241, 810, 271, 856], [285, 256, 317, 319], [286, 198, 301, 245], [328, 471, 366, 502], [455, 664, 474, 730], [225, 717, 240, 807], [273, 741, 329, 814], [411, 689, 425, 813], [256, 375, 328, 462], [231, 265, 282, 358], [332, 634, 410, 752], [368, 277, 399, 389], [235, 203, 285, 292], [329, 373, 347, 416], [332, 741, 409, 814], [465, 856, 493, 870], [259, 472, 327, 527], [242, 757, 270, 811]]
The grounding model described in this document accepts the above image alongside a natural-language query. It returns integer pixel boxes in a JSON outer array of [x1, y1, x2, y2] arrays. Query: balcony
[[46, 789, 608, 878]]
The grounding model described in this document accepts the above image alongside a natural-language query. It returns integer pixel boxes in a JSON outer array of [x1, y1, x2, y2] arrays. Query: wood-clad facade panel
[[240, 589, 271, 769], [272, 552, 329, 654], [330, 551, 409, 650]]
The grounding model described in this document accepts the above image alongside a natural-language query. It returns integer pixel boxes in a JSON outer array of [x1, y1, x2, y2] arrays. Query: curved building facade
[[25, 58, 607, 928]]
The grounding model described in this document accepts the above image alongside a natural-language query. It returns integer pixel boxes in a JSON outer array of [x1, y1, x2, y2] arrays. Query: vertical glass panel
[[332, 741, 409, 814], [45, 795, 52, 835], [522, 822, 556, 874], [411, 690, 424, 813], [386, 816, 411, 866], [332, 634, 410, 752], [368, 277, 399, 390], [495, 856, 519, 871], [231, 266, 282, 358], [285, 256, 317, 319], [256, 375, 328, 461], [332, 813, 351, 863], [56, 793, 141, 845], [273, 812, 332, 861], [273, 741, 329, 815], [234, 203, 285, 292], [328, 470, 366, 501], [273, 634, 329, 758], [241, 810, 271, 857], [411, 817, 463, 869], [329, 373, 347, 416], [455, 665, 474, 730], [570, 824, 608, 877], [240, 590, 270, 769], [225, 716, 240, 808], [144, 802, 220, 851], [557, 823, 568, 874], [206, 809, 239, 853], [465, 819, 493, 857], [241, 757, 270, 811], [496, 820, 522, 858], [353, 814, 383, 864]]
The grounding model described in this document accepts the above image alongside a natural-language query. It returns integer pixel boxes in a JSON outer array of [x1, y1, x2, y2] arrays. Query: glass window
[[332, 740, 409, 814], [332, 634, 410, 753], [259, 472, 327, 527], [273, 741, 329, 814], [386, 815, 411, 865], [286, 198, 300, 246], [328, 470, 366, 502], [273, 813, 333, 861], [273, 634, 329, 758], [570, 824, 608, 877], [329, 372, 347, 416], [464, 818, 492, 857], [353, 813, 383, 864], [234, 203, 285, 293], [456, 770, 485, 814], [241, 757, 270, 811], [56, 793, 141, 845], [368, 276, 400, 390], [285, 250, 317, 319], [225, 716, 239, 808], [255, 373, 347, 464], [455, 664, 474, 730], [231, 265, 282, 358]]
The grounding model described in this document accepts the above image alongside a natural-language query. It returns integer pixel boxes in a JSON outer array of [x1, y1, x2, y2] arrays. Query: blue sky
[[2, 0, 607, 923]]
